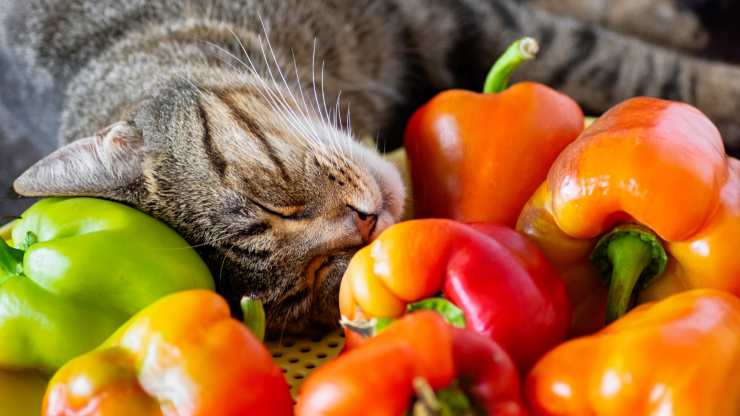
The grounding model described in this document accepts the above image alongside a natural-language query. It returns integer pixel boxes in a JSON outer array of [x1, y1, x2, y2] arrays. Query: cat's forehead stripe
[[196, 97, 228, 179], [208, 89, 292, 183]]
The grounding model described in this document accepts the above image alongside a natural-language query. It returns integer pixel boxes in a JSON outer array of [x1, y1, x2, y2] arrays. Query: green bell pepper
[[0, 370, 47, 415], [0, 198, 214, 374]]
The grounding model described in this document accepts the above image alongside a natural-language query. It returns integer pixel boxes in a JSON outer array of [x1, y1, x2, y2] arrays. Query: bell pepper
[[0, 370, 48, 415], [339, 219, 570, 370], [404, 37, 584, 226], [0, 220, 13, 241], [0, 197, 214, 374], [516, 96, 740, 334], [297, 311, 525, 415], [43, 289, 293, 416], [526, 289, 740, 415]]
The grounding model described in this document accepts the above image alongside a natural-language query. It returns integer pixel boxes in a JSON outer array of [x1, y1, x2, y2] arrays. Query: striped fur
[[3, 0, 740, 335]]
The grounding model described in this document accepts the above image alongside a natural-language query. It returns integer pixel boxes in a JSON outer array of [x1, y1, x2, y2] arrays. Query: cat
[[3, 0, 740, 336]]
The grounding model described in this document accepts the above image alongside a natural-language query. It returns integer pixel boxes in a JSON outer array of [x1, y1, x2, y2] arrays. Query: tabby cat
[[2, 0, 740, 336]]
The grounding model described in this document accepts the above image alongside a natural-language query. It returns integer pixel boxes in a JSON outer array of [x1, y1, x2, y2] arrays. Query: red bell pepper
[[296, 311, 526, 415], [339, 219, 570, 370]]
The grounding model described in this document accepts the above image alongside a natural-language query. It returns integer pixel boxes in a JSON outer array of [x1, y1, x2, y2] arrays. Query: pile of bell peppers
[[339, 219, 570, 371], [0, 198, 216, 414], [324, 35, 740, 415], [297, 311, 526, 415]]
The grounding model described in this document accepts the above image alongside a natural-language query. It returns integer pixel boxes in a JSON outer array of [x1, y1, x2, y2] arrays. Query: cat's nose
[[353, 209, 378, 243]]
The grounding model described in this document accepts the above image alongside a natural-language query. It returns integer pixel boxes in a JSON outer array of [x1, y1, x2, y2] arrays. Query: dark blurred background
[[2, 0, 740, 216]]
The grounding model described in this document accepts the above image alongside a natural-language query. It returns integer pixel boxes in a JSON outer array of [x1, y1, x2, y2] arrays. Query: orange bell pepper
[[339, 219, 570, 370], [526, 289, 740, 415], [297, 311, 526, 415], [516, 96, 740, 334], [42, 290, 292, 416], [404, 37, 583, 226]]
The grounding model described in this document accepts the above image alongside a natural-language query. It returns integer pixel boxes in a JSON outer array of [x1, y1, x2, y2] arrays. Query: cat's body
[[3, 0, 740, 335]]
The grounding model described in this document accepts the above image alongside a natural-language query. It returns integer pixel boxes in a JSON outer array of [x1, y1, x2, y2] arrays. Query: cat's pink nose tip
[[353, 211, 378, 243]]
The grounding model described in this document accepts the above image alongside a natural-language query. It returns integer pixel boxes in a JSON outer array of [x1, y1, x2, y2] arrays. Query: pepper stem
[[340, 315, 394, 338], [240, 296, 266, 342], [412, 378, 474, 416], [482, 37, 539, 94], [590, 225, 667, 323], [342, 298, 466, 340], [407, 298, 466, 329], [0, 238, 24, 277]]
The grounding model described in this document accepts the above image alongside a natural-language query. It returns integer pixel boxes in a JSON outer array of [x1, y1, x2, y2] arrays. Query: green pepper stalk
[[412, 377, 475, 416], [590, 225, 668, 322], [241, 296, 266, 342], [483, 37, 539, 94], [0, 239, 24, 278], [342, 298, 466, 338]]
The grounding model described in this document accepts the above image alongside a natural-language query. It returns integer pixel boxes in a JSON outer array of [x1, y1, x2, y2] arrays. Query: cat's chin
[[263, 253, 349, 339]]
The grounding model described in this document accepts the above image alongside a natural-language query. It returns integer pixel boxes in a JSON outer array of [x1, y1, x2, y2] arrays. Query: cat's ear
[[13, 121, 146, 201]]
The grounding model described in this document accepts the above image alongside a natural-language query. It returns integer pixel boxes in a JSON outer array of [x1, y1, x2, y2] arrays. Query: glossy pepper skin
[[43, 290, 293, 416], [404, 37, 583, 226], [0, 198, 214, 374], [297, 311, 526, 416], [517, 97, 740, 334], [339, 219, 570, 370], [0, 370, 48, 416], [527, 290, 740, 416]]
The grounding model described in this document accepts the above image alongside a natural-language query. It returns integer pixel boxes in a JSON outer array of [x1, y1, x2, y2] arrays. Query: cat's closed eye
[[251, 199, 307, 220]]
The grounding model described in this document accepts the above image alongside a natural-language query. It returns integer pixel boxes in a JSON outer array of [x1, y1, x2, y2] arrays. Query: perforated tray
[[266, 330, 345, 397]]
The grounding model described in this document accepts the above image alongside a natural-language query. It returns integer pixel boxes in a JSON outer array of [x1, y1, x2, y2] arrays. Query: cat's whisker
[[250, 40, 318, 146], [310, 39, 326, 128], [218, 32, 323, 150], [334, 91, 343, 132], [257, 15, 313, 124], [219, 29, 305, 141], [244, 27, 329, 149], [256, 35, 299, 122], [253, 37, 307, 132], [290, 49, 327, 144], [346, 101, 352, 137], [318, 60, 340, 155], [322, 71, 351, 157], [255, 35, 324, 148], [218, 243, 236, 287]]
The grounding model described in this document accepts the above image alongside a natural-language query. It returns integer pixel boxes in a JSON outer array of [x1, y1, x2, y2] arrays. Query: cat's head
[[13, 79, 404, 336]]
